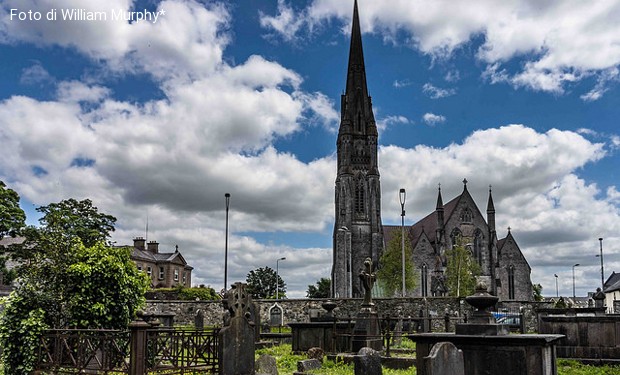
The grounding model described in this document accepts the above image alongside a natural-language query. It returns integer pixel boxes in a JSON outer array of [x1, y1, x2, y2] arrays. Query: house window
[[421, 264, 428, 297], [159, 267, 165, 280], [174, 269, 179, 281], [508, 265, 515, 300], [147, 266, 152, 276], [137, 264, 142, 271], [182, 272, 187, 284]]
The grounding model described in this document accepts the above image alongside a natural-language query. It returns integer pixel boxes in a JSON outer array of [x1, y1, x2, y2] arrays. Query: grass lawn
[[256, 344, 620, 375]]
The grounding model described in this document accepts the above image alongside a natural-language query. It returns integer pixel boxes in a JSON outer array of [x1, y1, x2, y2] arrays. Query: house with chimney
[[129, 237, 193, 288]]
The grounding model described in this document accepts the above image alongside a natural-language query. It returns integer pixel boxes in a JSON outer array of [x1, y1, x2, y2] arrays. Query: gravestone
[[256, 354, 278, 375], [218, 282, 255, 375], [297, 359, 321, 373], [195, 309, 204, 330], [352, 258, 382, 352], [424, 342, 464, 375], [354, 347, 382, 375], [269, 303, 283, 327]]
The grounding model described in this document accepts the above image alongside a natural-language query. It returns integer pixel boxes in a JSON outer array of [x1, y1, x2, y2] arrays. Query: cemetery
[[1, 1, 619, 375]]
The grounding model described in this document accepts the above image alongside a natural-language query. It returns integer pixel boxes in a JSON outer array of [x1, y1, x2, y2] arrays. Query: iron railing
[[35, 327, 220, 375]]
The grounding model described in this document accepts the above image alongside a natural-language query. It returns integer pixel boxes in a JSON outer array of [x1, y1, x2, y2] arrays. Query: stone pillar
[[129, 316, 151, 375]]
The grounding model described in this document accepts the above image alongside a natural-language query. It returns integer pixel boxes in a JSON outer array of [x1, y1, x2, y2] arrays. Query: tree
[[307, 277, 331, 298], [246, 267, 286, 299], [0, 197, 148, 374], [0, 181, 26, 285], [445, 239, 481, 297], [0, 180, 26, 240], [37, 198, 116, 248], [533, 283, 544, 302], [377, 230, 417, 297]]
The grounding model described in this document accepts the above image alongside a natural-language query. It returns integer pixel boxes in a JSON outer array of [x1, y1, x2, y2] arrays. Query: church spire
[[341, 0, 376, 136], [487, 185, 496, 233], [436, 183, 444, 210]]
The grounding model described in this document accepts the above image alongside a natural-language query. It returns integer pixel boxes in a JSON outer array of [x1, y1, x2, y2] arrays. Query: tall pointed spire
[[436, 183, 444, 210], [487, 185, 495, 213], [333, 0, 382, 298], [341, 0, 376, 136]]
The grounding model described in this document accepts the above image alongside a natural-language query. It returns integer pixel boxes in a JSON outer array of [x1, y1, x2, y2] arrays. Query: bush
[[0, 292, 48, 375]]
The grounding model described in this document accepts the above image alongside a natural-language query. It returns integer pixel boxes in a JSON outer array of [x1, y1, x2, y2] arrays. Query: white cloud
[[20, 63, 54, 86], [422, 112, 445, 126], [1, 0, 230, 81], [377, 115, 410, 132], [260, 1, 620, 98], [393, 79, 413, 88], [422, 83, 456, 99]]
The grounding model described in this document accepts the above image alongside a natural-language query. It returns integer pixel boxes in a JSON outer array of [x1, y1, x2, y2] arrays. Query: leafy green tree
[[445, 240, 481, 297], [0, 197, 148, 374], [64, 242, 149, 329], [37, 198, 116, 247], [533, 283, 544, 302], [306, 277, 331, 298], [0, 180, 26, 285], [246, 266, 286, 299], [377, 230, 417, 297], [0, 180, 26, 240]]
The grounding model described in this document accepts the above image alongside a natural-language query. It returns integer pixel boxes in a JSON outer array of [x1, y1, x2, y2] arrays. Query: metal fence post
[[129, 319, 151, 375]]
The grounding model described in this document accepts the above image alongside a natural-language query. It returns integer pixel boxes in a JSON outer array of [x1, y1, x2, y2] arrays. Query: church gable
[[496, 231, 532, 300]]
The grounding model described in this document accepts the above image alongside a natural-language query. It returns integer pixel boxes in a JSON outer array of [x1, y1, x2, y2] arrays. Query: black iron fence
[[34, 324, 220, 375]]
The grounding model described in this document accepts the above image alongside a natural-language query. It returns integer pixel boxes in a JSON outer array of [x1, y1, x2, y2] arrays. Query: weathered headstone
[[269, 303, 283, 326], [218, 282, 255, 375], [352, 258, 382, 352], [307, 347, 324, 361], [297, 359, 322, 373], [256, 354, 278, 375], [424, 342, 464, 375], [194, 309, 204, 330], [354, 347, 382, 375]]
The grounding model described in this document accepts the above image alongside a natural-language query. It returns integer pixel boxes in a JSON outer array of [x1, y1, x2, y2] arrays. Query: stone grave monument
[[352, 258, 382, 352], [218, 282, 255, 375]]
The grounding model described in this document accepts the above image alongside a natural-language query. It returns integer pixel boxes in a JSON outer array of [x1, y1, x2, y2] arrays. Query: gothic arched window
[[421, 263, 428, 297], [473, 229, 483, 266], [354, 178, 365, 214], [460, 208, 473, 223], [450, 228, 462, 249], [508, 265, 515, 300]]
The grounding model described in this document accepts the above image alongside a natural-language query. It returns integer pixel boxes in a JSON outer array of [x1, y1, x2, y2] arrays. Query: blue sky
[[1, 0, 619, 298]]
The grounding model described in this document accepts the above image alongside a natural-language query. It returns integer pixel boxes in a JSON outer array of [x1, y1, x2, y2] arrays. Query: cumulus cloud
[[260, 1, 620, 98], [422, 112, 445, 126], [422, 83, 456, 99], [377, 115, 409, 131]]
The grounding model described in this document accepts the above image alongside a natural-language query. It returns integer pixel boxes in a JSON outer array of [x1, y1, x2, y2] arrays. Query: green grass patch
[[557, 359, 620, 375]]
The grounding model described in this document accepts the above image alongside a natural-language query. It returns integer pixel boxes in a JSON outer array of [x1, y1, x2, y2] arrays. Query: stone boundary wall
[[145, 297, 478, 330], [539, 315, 620, 360]]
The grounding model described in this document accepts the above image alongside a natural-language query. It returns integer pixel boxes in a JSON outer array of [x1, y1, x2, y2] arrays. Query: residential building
[[129, 237, 193, 288]]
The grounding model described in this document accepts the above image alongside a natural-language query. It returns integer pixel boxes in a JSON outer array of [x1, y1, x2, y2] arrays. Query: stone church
[[332, 1, 532, 301], [383, 182, 533, 301]]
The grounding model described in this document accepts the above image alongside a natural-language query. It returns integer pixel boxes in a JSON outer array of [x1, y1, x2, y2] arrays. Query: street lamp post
[[224, 193, 231, 292], [399, 188, 406, 298], [554, 274, 559, 297], [572, 263, 580, 299], [276, 257, 286, 299], [598, 237, 604, 289]]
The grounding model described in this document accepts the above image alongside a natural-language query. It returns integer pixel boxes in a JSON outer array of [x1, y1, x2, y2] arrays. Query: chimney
[[133, 237, 146, 251], [147, 241, 159, 253]]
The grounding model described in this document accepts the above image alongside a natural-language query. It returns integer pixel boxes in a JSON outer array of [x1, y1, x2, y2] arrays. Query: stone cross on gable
[[359, 257, 376, 306]]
